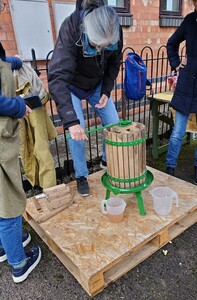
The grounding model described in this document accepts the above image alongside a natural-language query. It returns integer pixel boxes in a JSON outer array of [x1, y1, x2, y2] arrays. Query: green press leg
[[152, 102, 159, 160], [105, 189, 110, 200], [135, 191, 146, 216]]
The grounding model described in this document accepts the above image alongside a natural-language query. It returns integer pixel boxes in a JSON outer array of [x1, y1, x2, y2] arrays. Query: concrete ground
[[0, 141, 197, 300]]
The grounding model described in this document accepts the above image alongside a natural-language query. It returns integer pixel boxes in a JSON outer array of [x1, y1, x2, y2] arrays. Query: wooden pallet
[[24, 167, 197, 296]]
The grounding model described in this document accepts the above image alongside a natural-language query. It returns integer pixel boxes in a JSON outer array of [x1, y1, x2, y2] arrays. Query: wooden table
[[148, 91, 192, 159]]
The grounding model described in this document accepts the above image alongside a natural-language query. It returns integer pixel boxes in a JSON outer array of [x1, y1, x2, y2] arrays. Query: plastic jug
[[101, 197, 126, 223], [149, 187, 179, 216]]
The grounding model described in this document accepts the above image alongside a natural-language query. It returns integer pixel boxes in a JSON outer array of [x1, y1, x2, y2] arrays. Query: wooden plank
[[149, 91, 173, 102], [116, 128, 125, 189], [88, 272, 105, 295], [32, 197, 42, 211], [122, 131, 130, 189], [104, 128, 110, 175], [111, 128, 120, 188], [128, 127, 135, 188], [133, 129, 139, 187], [152, 229, 169, 247], [47, 196, 73, 210], [27, 196, 74, 224], [168, 209, 197, 240], [105, 130, 114, 187], [103, 242, 158, 287], [140, 126, 146, 185]]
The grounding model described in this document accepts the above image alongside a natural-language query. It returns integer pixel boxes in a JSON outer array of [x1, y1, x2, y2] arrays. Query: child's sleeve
[[5, 56, 23, 71], [0, 95, 26, 118]]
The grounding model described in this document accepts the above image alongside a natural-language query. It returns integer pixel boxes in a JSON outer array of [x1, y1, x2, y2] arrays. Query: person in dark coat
[[165, 0, 197, 184], [48, 0, 123, 196]]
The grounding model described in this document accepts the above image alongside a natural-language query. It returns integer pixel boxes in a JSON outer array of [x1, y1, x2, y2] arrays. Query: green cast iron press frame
[[68, 120, 154, 215]]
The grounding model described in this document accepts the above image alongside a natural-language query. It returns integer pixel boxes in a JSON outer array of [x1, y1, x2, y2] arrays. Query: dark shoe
[[12, 246, 41, 283], [77, 176, 90, 197], [193, 166, 197, 185], [0, 233, 31, 263], [100, 160, 107, 169], [0, 248, 7, 263], [166, 167, 175, 176], [33, 185, 43, 196]]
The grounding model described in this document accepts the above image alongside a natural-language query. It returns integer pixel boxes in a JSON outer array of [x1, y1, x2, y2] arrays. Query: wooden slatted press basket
[[104, 122, 147, 189]]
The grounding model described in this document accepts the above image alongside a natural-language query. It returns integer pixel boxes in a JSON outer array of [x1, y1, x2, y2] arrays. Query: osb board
[[25, 167, 197, 296]]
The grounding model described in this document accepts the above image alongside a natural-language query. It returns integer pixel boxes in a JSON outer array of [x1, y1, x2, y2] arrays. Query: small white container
[[149, 187, 179, 216], [101, 197, 126, 223]]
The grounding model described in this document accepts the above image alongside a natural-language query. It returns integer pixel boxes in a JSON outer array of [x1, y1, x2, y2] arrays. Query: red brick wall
[[123, 0, 193, 55], [0, 0, 17, 55], [0, 0, 194, 133], [1, 0, 194, 57]]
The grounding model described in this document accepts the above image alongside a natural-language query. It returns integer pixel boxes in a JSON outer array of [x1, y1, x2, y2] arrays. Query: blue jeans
[[0, 215, 26, 267], [68, 83, 119, 178], [195, 146, 197, 166], [166, 111, 197, 167]]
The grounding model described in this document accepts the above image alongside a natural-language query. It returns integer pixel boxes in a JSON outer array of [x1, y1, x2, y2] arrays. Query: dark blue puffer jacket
[[167, 10, 197, 116]]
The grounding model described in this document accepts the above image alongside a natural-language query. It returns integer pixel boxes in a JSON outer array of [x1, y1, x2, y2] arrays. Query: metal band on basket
[[108, 170, 147, 183], [104, 136, 147, 147]]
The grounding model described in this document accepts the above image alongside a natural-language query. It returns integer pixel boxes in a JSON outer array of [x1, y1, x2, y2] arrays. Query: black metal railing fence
[[30, 44, 185, 181]]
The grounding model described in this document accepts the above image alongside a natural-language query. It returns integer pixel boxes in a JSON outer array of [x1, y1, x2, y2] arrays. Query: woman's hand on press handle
[[95, 94, 108, 109], [69, 124, 88, 141]]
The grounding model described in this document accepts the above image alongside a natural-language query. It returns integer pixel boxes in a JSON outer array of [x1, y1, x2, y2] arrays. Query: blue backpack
[[124, 52, 148, 101]]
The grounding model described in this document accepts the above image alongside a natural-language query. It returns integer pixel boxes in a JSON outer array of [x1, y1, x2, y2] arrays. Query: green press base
[[101, 170, 154, 216]]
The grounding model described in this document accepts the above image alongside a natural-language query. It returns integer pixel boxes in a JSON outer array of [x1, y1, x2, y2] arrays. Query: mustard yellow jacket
[[15, 63, 57, 188]]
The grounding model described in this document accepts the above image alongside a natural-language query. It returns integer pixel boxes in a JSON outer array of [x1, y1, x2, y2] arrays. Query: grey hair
[[83, 6, 120, 47]]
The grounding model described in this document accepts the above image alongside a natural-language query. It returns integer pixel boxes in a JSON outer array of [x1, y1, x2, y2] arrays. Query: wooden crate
[[24, 167, 197, 296]]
